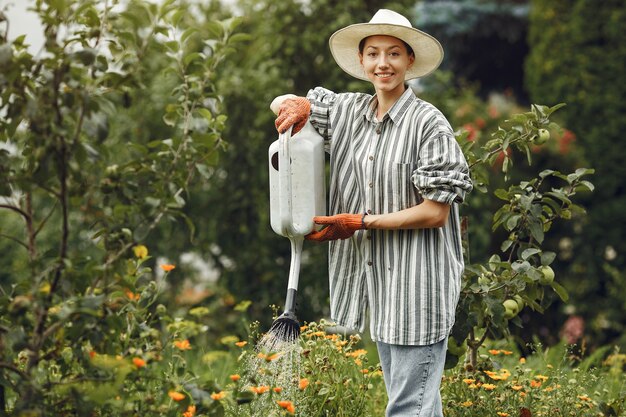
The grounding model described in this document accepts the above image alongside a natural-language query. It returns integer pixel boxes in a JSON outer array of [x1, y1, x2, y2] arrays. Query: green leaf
[[550, 281, 569, 302], [529, 220, 545, 243], [521, 248, 541, 260], [540, 251, 557, 266]]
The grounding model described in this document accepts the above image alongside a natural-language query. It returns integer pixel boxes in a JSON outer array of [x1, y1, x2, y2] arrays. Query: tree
[[0, 0, 245, 413]]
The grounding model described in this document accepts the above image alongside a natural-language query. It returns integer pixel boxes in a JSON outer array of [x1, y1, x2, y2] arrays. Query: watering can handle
[[278, 126, 294, 236]]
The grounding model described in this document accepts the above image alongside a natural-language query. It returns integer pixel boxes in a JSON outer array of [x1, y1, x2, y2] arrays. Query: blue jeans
[[376, 338, 447, 417]]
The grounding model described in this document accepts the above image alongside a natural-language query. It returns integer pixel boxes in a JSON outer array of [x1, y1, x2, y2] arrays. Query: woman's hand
[[306, 214, 365, 242], [274, 96, 311, 134]]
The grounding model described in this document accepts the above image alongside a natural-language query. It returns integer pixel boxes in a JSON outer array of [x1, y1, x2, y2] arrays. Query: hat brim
[[329, 23, 444, 81]]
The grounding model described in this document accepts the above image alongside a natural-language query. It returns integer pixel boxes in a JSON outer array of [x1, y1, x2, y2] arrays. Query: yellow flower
[[578, 395, 591, 402], [211, 391, 227, 400], [530, 380, 542, 388], [497, 413, 509, 416], [535, 374, 549, 382], [182, 405, 196, 417], [511, 385, 524, 391], [463, 378, 476, 385], [501, 350, 513, 355], [235, 341, 247, 347], [300, 325, 308, 331], [230, 374, 241, 382], [160, 264, 176, 272], [460, 401, 473, 407], [174, 339, 192, 350], [519, 357, 526, 364], [277, 400, 295, 414], [482, 383, 497, 390], [299, 378, 309, 390], [133, 245, 148, 259], [168, 391, 185, 401], [132, 357, 146, 368]]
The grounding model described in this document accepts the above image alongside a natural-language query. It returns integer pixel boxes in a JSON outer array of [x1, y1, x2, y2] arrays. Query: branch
[[0, 204, 30, 221], [0, 363, 28, 380], [0, 233, 28, 250]]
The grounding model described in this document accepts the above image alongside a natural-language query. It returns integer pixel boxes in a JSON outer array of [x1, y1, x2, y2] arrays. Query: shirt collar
[[364, 87, 417, 125]]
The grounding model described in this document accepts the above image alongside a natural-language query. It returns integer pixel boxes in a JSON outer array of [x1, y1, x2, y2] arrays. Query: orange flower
[[299, 378, 309, 390], [89, 350, 96, 359], [519, 357, 526, 364], [160, 264, 176, 272], [463, 378, 475, 385], [530, 380, 542, 388], [211, 391, 227, 400], [230, 374, 241, 382], [360, 369, 369, 374], [235, 341, 247, 347], [250, 385, 270, 395], [488, 349, 501, 355], [182, 405, 196, 417], [174, 339, 192, 350], [132, 357, 146, 368], [511, 385, 524, 391], [482, 383, 497, 391], [497, 413, 509, 417], [345, 349, 367, 358], [273, 387, 282, 393], [277, 400, 295, 414], [578, 395, 591, 402], [125, 290, 140, 301], [168, 391, 185, 401], [501, 350, 513, 355]]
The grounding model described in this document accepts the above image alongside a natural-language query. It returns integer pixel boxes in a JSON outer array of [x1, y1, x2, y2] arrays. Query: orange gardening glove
[[275, 97, 311, 134], [306, 214, 366, 242]]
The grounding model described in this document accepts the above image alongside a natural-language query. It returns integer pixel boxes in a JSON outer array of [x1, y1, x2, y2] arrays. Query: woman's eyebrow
[[366, 44, 403, 50]]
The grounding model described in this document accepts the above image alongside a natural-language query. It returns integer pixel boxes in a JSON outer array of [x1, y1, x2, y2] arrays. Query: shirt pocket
[[391, 162, 421, 212]]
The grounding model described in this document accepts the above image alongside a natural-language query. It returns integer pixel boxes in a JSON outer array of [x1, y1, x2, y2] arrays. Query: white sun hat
[[329, 9, 444, 81]]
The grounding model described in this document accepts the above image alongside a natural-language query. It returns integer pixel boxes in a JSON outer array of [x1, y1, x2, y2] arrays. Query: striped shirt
[[306, 86, 472, 345]]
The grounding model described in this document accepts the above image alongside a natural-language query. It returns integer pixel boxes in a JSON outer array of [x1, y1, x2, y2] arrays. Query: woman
[[271, 9, 472, 416]]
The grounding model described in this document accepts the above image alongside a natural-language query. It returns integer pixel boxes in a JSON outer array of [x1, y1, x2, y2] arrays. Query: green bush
[[525, 0, 626, 346]]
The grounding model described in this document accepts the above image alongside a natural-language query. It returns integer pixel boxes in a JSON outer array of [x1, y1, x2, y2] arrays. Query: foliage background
[[1, 0, 625, 414]]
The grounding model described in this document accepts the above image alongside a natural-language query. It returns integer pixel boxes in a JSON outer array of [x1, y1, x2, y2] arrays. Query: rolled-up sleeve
[[413, 126, 472, 205], [306, 87, 338, 141]]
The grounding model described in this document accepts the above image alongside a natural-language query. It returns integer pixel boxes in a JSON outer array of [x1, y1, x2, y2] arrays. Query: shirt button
[[376, 128, 381, 134], [367, 261, 373, 266], [369, 155, 374, 161], [368, 182, 373, 188], [367, 209, 372, 214]]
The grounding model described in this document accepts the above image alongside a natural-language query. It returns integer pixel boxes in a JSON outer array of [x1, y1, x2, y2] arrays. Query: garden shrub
[[525, 0, 626, 347]]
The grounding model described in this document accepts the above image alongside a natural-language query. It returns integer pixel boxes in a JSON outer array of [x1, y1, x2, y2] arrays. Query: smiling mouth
[[375, 73, 394, 78]]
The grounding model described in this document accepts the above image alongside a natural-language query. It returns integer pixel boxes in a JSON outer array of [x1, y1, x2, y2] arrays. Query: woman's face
[[359, 35, 415, 97]]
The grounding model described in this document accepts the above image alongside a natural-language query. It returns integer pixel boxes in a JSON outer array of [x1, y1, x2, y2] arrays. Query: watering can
[[266, 122, 325, 344], [269, 122, 326, 238]]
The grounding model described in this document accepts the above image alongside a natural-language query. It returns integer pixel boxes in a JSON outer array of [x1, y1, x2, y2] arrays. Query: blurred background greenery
[[2, 0, 625, 353]]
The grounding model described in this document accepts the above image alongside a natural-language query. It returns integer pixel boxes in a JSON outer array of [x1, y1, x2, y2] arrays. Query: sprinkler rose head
[[268, 310, 301, 343]]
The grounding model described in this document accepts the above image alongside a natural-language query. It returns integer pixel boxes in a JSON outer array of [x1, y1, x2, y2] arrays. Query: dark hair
[[358, 36, 414, 56]]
